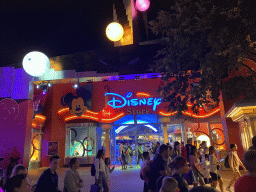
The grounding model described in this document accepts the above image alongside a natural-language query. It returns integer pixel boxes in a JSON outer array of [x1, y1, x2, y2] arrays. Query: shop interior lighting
[[135, 75, 140, 80], [136, 92, 150, 97], [42, 84, 49, 94], [151, 74, 158, 78], [115, 119, 157, 133], [35, 114, 46, 120], [48, 82, 53, 87], [36, 81, 53, 94]]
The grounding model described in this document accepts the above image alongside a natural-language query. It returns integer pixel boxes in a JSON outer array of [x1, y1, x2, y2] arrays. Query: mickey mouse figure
[[61, 87, 92, 117]]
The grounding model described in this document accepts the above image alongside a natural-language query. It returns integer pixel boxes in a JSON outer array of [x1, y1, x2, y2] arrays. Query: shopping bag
[[90, 184, 101, 192]]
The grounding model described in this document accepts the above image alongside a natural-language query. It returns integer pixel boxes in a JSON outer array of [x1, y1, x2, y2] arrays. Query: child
[[159, 176, 180, 192], [200, 154, 212, 185], [105, 157, 115, 191]]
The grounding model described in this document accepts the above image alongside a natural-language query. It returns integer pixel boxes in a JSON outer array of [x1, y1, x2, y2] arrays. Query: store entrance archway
[[112, 114, 161, 165]]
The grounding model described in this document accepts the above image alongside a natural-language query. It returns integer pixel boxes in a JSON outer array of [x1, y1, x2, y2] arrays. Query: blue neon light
[[105, 92, 161, 111]]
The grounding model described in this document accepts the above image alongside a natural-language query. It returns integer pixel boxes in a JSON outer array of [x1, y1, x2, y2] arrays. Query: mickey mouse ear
[[76, 87, 92, 100], [60, 95, 66, 106], [61, 93, 75, 106]]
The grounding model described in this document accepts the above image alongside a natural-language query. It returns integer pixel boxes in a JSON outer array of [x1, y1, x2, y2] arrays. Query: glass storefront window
[[65, 124, 97, 157]]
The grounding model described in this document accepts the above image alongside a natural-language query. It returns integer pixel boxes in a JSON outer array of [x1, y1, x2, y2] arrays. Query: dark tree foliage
[[149, 0, 256, 117]]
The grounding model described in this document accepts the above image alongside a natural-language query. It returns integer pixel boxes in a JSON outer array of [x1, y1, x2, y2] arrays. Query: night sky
[[0, 0, 175, 68]]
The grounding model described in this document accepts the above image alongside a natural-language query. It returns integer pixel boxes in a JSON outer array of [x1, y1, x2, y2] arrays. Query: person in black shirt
[[34, 155, 61, 192], [185, 138, 193, 163], [148, 144, 169, 192], [168, 156, 190, 192]]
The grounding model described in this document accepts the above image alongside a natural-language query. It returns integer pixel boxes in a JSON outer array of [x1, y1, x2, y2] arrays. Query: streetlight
[[106, 22, 124, 42]]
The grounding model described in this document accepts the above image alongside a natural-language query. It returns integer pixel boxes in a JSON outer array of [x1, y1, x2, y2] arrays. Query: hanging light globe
[[136, 0, 150, 12], [22, 51, 50, 77], [106, 22, 124, 42]]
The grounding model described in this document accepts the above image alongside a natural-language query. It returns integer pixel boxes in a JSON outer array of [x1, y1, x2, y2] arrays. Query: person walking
[[226, 144, 246, 192], [0, 168, 3, 190], [105, 157, 115, 191], [4, 164, 36, 192], [34, 155, 61, 192], [189, 146, 205, 187], [137, 143, 144, 165], [199, 141, 208, 162], [180, 142, 187, 160], [147, 144, 169, 192], [235, 150, 256, 192], [185, 138, 193, 163], [5, 174, 30, 192], [208, 146, 224, 192], [140, 152, 151, 192], [126, 144, 133, 168], [64, 158, 83, 192], [94, 149, 109, 192], [169, 156, 190, 192], [172, 142, 181, 160], [200, 154, 212, 185], [159, 177, 179, 192], [248, 136, 256, 150], [121, 143, 127, 170]]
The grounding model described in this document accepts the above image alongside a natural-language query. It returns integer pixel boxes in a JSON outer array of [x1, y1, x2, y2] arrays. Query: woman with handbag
[[209, 146, 224, 192], [189, 146, 205, 187]]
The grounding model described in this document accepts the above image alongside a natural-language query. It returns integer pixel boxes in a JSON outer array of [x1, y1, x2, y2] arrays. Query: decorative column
[[159, 117, 170, 144], [102, 124, 112, 158], [181, 124, 186, 143], [102, 84, 111, 157]]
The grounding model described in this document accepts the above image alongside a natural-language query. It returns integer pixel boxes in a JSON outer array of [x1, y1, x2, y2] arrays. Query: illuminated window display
[[65, 123, 97, 157], [30, 130, 42, 162], [240, 120, 253, 151]]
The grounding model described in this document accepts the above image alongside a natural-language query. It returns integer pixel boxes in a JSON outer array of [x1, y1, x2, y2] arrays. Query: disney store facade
[[28, 73, 226, 168]]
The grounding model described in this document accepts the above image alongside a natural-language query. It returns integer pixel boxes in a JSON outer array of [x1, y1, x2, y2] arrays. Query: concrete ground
[[27, 164, 245, 192]]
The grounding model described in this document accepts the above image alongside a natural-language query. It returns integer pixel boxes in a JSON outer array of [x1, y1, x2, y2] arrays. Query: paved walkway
[[27, 166, 244, 192]]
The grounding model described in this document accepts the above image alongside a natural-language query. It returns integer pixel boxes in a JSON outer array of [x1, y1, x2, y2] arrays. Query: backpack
[[91, 158, 100, 176], [224, 154, 230, 168]]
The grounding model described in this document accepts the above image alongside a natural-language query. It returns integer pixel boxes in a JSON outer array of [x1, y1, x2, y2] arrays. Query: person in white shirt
[[94, 149, 108, 192], [200, 154, 212, 185], [64, 158, 83, 192], [199, 141, 209, 163], [209, 146, 224, 192]]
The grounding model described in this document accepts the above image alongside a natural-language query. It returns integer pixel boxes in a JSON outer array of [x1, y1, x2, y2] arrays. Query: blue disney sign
[[105, 92, 162, 111]]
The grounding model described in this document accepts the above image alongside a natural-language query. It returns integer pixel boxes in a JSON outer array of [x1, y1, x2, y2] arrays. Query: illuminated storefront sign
[[105, 92, 162, 111]]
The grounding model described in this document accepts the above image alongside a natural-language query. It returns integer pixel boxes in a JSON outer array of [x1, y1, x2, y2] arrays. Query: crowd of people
[[0, 136, 256, 192], [0, 155, 85, 192], [139, 137, 256, 192]]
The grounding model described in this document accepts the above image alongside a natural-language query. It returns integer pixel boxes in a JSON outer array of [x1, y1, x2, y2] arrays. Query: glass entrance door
[[112, 114, 161, 165]]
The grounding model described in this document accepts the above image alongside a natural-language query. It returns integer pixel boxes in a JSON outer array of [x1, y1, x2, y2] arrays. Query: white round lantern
[[106, 22, 124, 42], [22, 51, 50, 77]]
